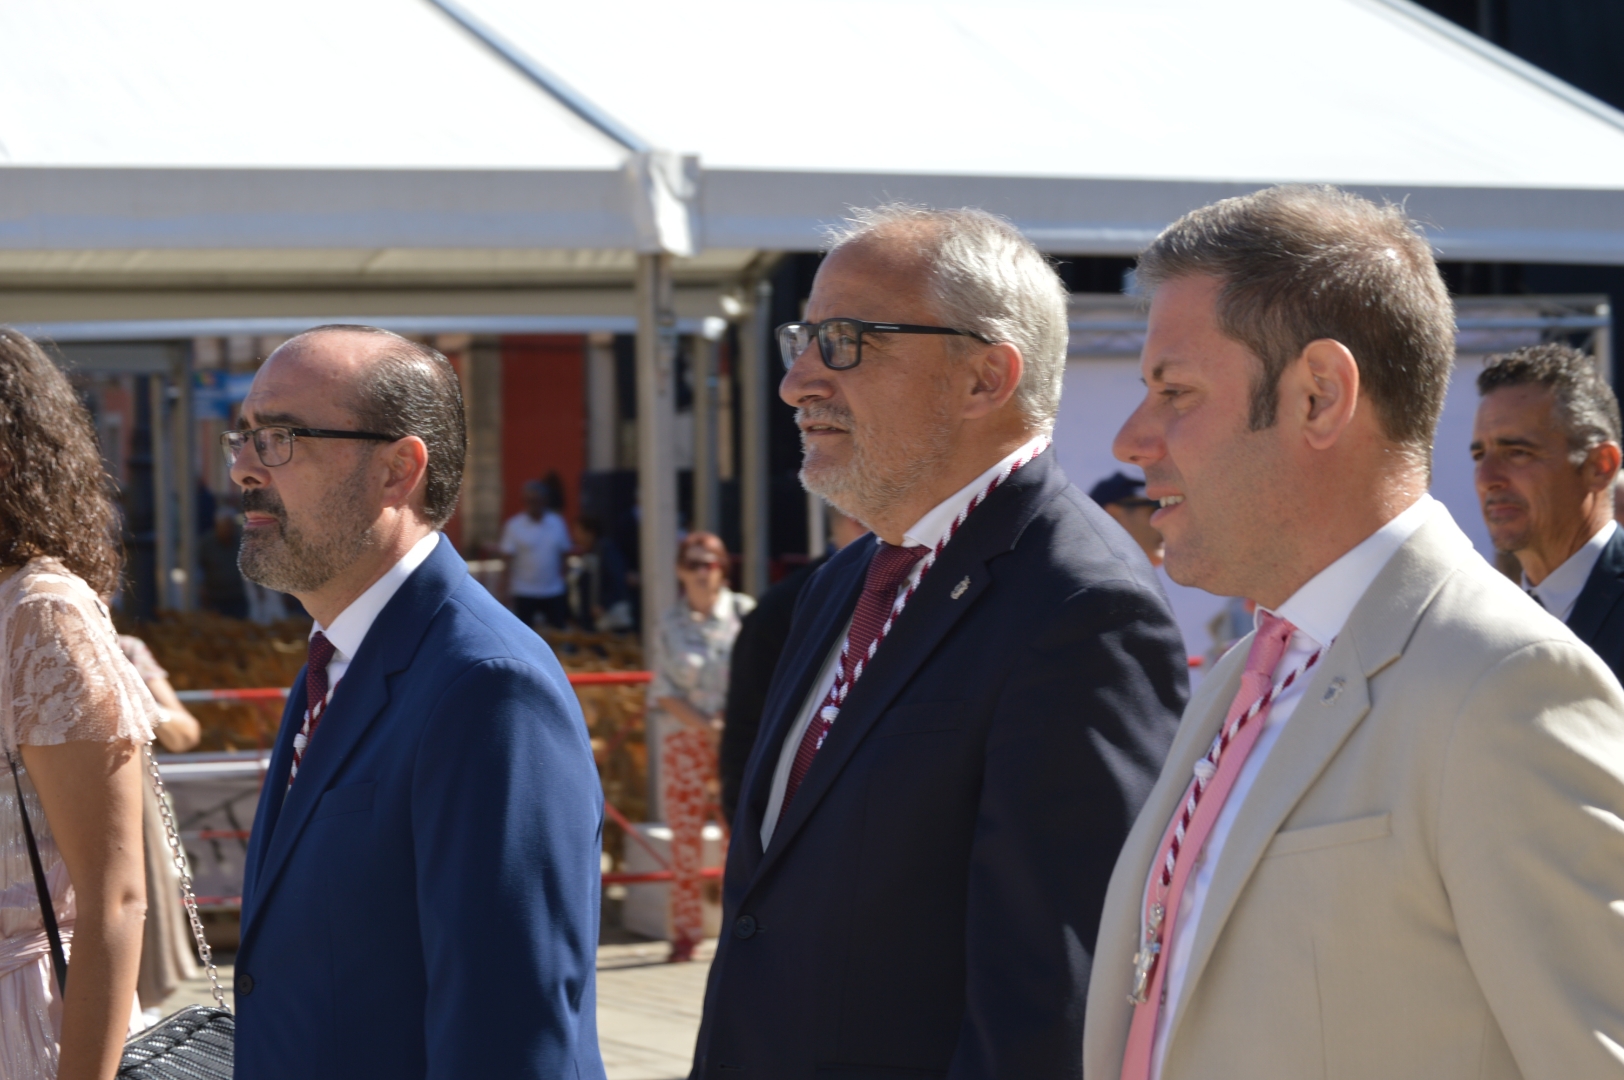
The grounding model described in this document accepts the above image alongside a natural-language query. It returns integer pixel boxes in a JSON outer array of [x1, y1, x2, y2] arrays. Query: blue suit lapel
[[747, 453, 1065, 888], [1567, 526, 1624, 644], [242, 684, 306, 903], [241, 538, 466, 922]]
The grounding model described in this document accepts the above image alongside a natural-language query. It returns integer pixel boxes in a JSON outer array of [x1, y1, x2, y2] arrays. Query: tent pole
[[740, 276, 772, 598], [691, 332, 720, 535], [173, 345, 196, 611], [1596, 301, 1614, 386], [635, 250, 680, 672], [807, 493, 828, 560], [149, 375, 174, 612], [586, 332, 619, 471]]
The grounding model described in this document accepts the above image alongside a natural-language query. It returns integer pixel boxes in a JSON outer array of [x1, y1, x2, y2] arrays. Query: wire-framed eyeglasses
[[776, 318, 993, 372], [220, 426, 401, 468]]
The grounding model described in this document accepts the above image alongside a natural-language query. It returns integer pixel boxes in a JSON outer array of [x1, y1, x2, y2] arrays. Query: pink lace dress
[[0, 559, 160, 1079]]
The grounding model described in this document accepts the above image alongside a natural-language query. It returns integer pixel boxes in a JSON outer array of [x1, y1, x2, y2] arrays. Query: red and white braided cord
[[813, 439, 1049, 748], [1158, 641, 1331, 888]]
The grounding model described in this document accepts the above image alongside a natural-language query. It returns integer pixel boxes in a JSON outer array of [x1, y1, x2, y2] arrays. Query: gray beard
[[797, 402, 953, 527], [238, 462, 378, 594]]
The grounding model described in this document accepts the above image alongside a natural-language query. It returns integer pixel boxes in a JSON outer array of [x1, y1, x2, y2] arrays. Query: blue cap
[[1088, 472, 1147, 507]]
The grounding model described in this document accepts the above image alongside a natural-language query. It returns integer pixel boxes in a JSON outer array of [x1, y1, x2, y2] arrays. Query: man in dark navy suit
[[229, 326, 605, 1080], [1473, 343, 1624, 678], [691, 207, 1188, 1079]]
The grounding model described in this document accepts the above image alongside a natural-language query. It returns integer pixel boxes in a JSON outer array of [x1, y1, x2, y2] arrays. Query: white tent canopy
[[3, 0, 1623, 271], [3, 0, 1621, 628], [461, 0, 1624, 263]]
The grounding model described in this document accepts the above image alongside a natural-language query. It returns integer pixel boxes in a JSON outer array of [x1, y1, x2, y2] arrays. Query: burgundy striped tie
[[779, 543, 926, 818], [289, 631, 335, 788]]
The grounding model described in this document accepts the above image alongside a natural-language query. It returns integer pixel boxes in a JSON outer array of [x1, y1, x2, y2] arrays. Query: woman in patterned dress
[[646, 533, 754, 962], [0, 329, 162, 1080]]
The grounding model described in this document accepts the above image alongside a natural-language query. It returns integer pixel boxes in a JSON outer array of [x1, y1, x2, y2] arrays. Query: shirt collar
[[1525, 519, 1618, 622], [312, 531, 441, 664], [683, 587, 735, 623], [900, 434, 1050, 551], [1265, 494, 1438, 648]]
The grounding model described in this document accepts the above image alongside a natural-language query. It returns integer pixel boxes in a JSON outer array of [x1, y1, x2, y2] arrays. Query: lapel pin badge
[[1322, 676, 1346, 704], [951, 576, 970, 600]]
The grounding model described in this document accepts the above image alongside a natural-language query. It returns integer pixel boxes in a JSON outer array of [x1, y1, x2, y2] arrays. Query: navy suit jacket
[[692, 453, 1188, 1080], [1568, 524, 1624, 682], [235, 537, 606, 1080]]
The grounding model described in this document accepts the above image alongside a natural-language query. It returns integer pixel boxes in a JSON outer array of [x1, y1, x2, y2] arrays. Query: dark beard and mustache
[[238, 461, 379, 594], [796, 400, 953, 527]]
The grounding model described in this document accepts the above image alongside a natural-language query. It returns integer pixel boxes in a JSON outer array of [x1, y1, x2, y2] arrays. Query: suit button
[[733, 915, 757, 940], [235, 972, 254, 996]]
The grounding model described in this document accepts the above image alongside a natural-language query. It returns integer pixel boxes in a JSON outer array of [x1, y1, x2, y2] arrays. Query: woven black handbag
[[10, 748, 234, 1078]]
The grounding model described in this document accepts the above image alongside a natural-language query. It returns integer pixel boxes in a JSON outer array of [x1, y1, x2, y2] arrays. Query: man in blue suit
[[692, 208, 1187, 1079], [1473, 342, 1624, 679], [228, 325, 606, 1080]]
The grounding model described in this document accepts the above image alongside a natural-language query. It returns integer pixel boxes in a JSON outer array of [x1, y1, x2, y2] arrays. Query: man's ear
[[1290, 338, 1360, 451], [381, 436, 431, 511], [1583, 440, 1623, 494], [962, 342, 1024, 420]]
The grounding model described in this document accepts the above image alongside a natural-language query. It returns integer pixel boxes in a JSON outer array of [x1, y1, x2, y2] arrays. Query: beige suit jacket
[[1085, 508, 1624, 1078]]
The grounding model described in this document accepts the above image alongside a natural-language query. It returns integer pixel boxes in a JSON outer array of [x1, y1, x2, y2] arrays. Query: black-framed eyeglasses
[[220, 426, 401, 468], [776, 318, 994, 372]]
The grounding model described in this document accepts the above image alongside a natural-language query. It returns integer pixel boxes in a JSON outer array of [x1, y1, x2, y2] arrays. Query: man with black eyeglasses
[[691, 207, 1186, 1080], [226, 325, 606, 1080]]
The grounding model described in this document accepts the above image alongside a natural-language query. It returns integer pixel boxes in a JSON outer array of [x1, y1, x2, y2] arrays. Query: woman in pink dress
[[0, 329, 161, 1080]]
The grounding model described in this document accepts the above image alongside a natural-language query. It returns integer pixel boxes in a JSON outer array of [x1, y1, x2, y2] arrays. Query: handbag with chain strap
[[9, 746, 234, 1078]]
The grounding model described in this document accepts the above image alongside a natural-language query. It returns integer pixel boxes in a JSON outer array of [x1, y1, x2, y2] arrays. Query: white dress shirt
[[1524, 519, 1617, 623], [1150, 494, 1437, 1079], [309, 531, 440, 702], [759, 435, 1049, 849]]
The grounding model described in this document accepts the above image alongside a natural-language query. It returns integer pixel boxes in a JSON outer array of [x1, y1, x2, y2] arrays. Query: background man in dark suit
[[1473, 343, 1624, 676], [719, 504, 865, 822], [229, 326, 605, 1080], [692, 207, 1188, 1079]]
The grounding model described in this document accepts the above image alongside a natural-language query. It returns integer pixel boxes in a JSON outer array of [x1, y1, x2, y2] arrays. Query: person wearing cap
[[499, 478, 574, 630], [647, 532, 756, 961], [1090, 471, 1166, 567]]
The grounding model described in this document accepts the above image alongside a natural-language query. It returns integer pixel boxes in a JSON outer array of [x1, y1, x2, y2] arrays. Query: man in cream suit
[[1086, 185, 1624, 1079]]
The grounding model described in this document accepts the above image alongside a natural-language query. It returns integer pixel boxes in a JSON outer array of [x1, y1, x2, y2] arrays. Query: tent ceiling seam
[[422, 0, 650, 155], [1362, 0, 1624, 137]]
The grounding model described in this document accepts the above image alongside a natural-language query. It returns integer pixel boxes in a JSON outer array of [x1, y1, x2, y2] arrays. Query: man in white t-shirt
[[499, 479, 573, 630]]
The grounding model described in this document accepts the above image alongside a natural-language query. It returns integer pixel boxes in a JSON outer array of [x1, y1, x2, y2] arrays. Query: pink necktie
[[778, 543, 927, 819], [1120, 611, 1297, 1080], [288, 631, 335, 788]]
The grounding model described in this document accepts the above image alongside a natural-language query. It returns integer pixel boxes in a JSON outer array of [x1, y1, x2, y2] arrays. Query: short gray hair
[[295, 325, 467, 526], [1477, 343, 1621, 466], [827, 205, 1069, 433]]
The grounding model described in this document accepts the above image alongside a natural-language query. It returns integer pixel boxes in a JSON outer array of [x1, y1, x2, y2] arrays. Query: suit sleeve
[[720, 606, 769, 824], [411, 658, 603, 1080], [950, 578, 1187, 1080], [1439, 639, 1624, 1075]]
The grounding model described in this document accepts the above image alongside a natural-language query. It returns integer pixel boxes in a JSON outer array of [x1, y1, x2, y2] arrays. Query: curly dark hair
[[0, 329, 121, 597]]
